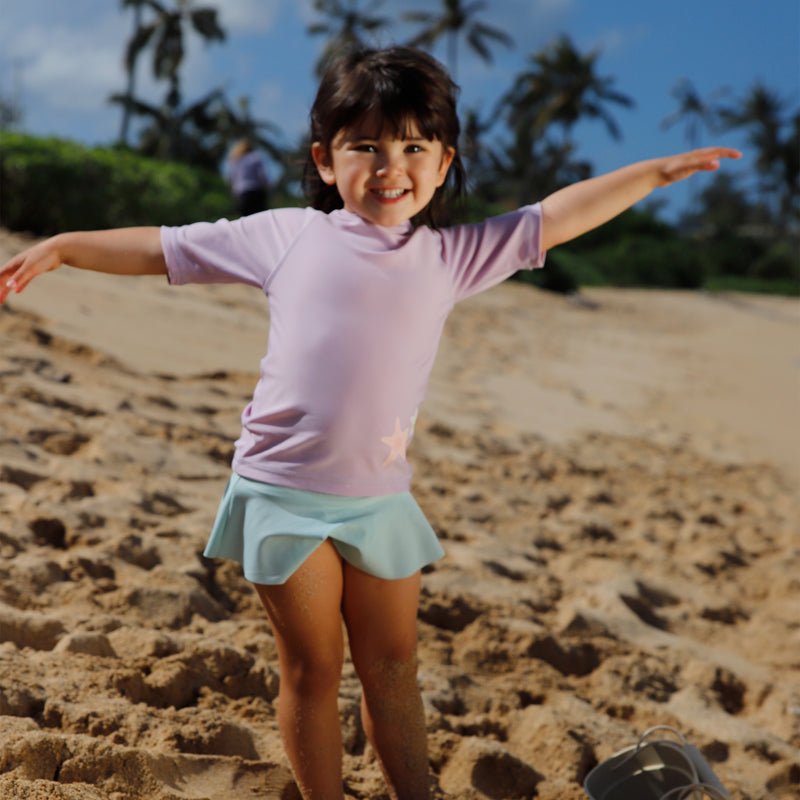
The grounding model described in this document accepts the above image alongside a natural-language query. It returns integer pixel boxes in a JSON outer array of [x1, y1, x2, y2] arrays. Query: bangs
[[342, 110, 440, 143], [342, 82, 447, 143]]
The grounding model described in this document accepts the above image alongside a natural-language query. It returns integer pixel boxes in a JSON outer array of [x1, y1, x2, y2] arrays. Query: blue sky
[[1, 0, 798, 219]]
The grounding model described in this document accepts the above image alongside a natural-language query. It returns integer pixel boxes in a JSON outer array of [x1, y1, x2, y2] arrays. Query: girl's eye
[[354, 144, 377, 153], [406, 144, 424, 154]]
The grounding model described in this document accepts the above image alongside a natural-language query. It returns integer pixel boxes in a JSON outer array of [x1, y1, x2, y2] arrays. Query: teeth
[[374, 189, 406, 198]]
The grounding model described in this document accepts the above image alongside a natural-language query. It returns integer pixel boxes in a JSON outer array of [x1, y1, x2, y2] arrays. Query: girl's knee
[[281, 649, 344, 697], [354, 647, 419, 695]]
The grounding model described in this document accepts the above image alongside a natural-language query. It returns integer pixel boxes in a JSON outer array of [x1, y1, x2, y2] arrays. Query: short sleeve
[[161, 207, 314, 289], [440, 203, 545, 302]]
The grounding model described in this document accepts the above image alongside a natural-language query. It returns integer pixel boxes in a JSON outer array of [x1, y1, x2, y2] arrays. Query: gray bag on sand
[[583, 726, 730, 800]]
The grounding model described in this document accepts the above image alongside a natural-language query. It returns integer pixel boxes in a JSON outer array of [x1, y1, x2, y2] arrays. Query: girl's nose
[[376, 153, 404, 177]]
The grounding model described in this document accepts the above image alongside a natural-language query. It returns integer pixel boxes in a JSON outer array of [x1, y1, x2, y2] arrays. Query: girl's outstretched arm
[[540, 147, 742, 251], [0, 227, 166, 303]]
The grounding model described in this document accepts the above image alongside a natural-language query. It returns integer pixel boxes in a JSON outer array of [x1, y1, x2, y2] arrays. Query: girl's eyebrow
[[350, 133, 428, 142]]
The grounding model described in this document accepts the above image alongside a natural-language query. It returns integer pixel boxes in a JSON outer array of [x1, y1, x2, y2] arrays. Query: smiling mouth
[[371, 188, 408, 200]]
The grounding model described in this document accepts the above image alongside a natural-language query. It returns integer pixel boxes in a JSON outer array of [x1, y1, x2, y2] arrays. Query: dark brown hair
[[302, 46, 466, 227]]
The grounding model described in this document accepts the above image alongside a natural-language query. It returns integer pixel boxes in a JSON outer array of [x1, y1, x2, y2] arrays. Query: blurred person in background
[[228, 138, 270, 216]]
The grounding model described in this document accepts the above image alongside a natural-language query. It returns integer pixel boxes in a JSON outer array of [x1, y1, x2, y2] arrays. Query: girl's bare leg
[[342, 566, 429, 800], [253, 541, 346, 800]]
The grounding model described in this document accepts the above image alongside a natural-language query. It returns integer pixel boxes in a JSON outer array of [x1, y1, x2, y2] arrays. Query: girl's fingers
[[0, 254, 21, 279], [687, 147, 741, 167], [0, 260, 19, 302], [0, 242, 64, 302], [691, 147, 741, 161], [706, 147, 741, 159], [0, 253, 43, 301], [660, 147, 742, 185], [701, 148, 741, 167]]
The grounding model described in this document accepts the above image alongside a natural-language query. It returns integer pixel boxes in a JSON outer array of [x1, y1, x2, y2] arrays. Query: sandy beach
[[0, 227, 798, 799]]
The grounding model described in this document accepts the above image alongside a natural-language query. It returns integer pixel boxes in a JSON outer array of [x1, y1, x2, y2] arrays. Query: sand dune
[[0, 228, 798, 799]]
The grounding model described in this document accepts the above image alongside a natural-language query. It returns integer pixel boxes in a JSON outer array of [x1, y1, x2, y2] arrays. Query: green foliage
[[592, 235, 707, 289], [511, 208, 798, 296], [518, 209, 705, 292], [703, 276, 800, 298], [0, 133, 232, 235], [704, 275, 799, 296], [697, 235, 765, 277], [748, 239, 800, 283], [565, 208, 676, 251]]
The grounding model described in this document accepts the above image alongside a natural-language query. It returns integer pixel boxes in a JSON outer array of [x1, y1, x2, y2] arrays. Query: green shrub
[[565, 208, 676, 252], [590, 236, 707, 289], [748, 239, 800, 282], [0, 133, 233, 235], [521, 208, 709, 292], [515, 248, 605, 294], [699, 236, 766, 278], [704, 276, 800, 296]]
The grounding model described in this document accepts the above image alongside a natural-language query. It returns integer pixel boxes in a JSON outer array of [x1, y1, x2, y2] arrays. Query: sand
[[0, 227, 798, 799]]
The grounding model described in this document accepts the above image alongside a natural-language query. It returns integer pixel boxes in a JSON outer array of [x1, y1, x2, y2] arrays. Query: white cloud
[[588, 25, 649, 59], [291, 0, 320, 27], [531, 0, 576, 16], [216, 0, 281, 34], [254, 79, 310, 141], [3, 14, 128, 113]]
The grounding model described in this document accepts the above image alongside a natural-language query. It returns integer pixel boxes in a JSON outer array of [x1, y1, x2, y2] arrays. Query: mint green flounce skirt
[[204, 473, 445, 585]]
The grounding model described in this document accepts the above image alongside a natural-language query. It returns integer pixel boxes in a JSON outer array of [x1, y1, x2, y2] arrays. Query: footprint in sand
[[0, 465, 48, 491], [29, 517, 67, 549], [439, 738, 543, 799], [26, 429, 91, 456]]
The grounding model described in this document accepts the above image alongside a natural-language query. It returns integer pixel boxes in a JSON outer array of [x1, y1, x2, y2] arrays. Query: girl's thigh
[[341, 565, 421, 668], [253, 540, 346, 672]]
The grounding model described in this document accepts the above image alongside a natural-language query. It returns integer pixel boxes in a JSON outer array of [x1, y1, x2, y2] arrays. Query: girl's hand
[[656, 147, 742, 187], [0, 238, 63, 303]]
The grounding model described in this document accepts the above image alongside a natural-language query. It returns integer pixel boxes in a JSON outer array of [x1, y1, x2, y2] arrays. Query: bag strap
[[638, 726, 689, 748], [660, 784, 730, 800], [612, 736, 695, 776]]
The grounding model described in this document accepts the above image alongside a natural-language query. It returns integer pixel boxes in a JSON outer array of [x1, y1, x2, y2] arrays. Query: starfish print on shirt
[[381, 417, 410, 466]]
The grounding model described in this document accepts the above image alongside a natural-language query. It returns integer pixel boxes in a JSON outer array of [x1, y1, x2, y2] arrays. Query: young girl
[[0, 46, 739, 800]]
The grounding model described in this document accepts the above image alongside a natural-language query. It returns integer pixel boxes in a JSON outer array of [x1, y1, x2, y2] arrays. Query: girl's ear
[[436, 146, 456, 187], [311, 142, 337, 186]]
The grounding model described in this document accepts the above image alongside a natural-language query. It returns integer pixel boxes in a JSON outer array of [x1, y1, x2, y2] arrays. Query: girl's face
[[312, 115, 455, 227]]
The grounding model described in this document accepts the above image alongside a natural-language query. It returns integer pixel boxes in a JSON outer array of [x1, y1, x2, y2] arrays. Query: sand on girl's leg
[[253, 541, 348, 800]]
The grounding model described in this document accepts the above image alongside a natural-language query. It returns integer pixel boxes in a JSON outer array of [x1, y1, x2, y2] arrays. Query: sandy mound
[[0, 229, 798, 799]]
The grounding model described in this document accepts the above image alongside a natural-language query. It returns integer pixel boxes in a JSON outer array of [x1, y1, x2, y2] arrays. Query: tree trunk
[[119, 3, 143, 145]]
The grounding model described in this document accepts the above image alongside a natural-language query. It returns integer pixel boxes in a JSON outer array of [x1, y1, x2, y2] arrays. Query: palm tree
[[785, 110, 800, 220], [403, 0, 513, 78], [459, 106, 494, 183], [661, 77, 728, 148], [116, 0, 225, 117], [111, 86, 286, 173], [485, 35, 631, 210], [500, 35, 633, 145], [110, 87, 226, 169], [721, 83, 799, 222], [118, 0, 149, 144], [307, 0, 389, 76], [213, 96, 285, 163], [489, 134, 590, 207]]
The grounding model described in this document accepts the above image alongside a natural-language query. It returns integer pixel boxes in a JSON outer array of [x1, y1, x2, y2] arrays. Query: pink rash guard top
[[161, 204, 545, 496]]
